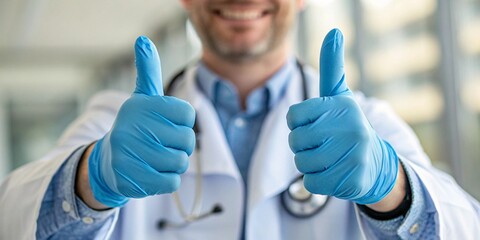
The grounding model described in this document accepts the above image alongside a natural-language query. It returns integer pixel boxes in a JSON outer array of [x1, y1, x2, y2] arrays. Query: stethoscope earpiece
[[211, 204, 223, 214]]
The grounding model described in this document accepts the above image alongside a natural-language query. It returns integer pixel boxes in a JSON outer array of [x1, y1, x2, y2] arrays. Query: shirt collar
[[196, 57, 296, 113], [264, 57, 295, 109], [196, 61, 219, 104]]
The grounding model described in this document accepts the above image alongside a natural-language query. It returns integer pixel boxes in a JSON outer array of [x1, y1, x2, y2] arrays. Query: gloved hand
[[286, 29, 399, 205], [88, 36, 196, 207]]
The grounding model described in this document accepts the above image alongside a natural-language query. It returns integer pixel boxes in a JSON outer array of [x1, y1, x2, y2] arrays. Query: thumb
[[134, 36, 164, 96], [319, 29, 350, 97]]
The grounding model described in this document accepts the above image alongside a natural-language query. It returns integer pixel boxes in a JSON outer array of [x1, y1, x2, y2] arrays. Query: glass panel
[[8, 100, 78, 170], [302, 0, 359, 90], [360, 0, 451, 170], [304, 0, 451, 170], [456, 0, 480, 198]]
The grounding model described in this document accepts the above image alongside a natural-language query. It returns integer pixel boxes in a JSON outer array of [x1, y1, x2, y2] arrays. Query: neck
[[201, 44, 290, 108]]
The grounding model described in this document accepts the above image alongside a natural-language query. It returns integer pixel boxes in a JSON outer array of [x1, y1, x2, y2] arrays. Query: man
[[1, 0, 479, 239]]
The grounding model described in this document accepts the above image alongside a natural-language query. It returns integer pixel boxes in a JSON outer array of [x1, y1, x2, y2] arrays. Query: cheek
[[188, 8, 212, 36], [275, 2, 297, 30]]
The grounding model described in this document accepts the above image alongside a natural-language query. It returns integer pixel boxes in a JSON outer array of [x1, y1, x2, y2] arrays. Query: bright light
[[459, 18, 480, 55], [461, 78, 480, 113], [361, 0, 394, 10], [379, 84, 444, 124], [365, 34, 440, 82], [364, 0, 437, 34], [307, 0, 335, 7]]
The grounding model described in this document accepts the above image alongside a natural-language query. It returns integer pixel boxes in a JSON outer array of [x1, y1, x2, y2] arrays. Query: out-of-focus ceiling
[[0, 0, 183, 100], [0, 0, 182, 66]]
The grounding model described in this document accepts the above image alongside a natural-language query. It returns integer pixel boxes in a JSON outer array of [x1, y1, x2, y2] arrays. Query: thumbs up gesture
[[286, 29, 399, 205], [88, 36, 196, 207]]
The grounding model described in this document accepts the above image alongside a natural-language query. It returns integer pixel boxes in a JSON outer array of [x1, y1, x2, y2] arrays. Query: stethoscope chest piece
[[281, 176, 329, 218]]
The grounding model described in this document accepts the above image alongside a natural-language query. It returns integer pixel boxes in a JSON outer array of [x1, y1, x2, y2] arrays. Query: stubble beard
[[199, 22, 286, 63], [206, 33, 273, 63]]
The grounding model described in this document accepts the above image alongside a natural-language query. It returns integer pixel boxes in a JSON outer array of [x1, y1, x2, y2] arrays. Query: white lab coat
[[1, 65, 479, 240]]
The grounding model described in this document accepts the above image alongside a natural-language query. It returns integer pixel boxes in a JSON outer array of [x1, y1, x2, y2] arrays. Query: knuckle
[[344, 96, 359, 108], [183, 103, 196, 127], [162, 175, 181, 193], [304, 174, 332, 196], [172, 151, 189, 173], [286, 102, 305, 129], [286, 108, 297, 129], [288, 132, 296, 150], [303, 176, 320, 194], [120, 96, 150, 116], [183, 127, 196, 154], [288, 130, 301, 153], [176, 127, 195, 151], [186, 127, 196, 141], [120, 97, 138, 111], [294, 153, 310, 173], [168, 97, 196, 127]]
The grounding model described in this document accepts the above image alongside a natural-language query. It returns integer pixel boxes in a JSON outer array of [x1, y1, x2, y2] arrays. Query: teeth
[[220, 10, 263, 20]]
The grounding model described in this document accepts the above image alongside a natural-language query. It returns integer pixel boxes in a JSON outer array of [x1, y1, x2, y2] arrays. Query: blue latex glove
[[88, 36, 196, 207], [286, 29, 399, 205]]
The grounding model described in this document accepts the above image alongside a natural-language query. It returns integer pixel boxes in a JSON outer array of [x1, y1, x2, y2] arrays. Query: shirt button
[[409, 223, 420, 234], [62, 201, 71, 213], [234, 118, 246, 128], [82, 217, 94, 224]]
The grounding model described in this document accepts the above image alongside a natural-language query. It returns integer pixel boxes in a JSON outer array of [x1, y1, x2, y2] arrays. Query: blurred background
[[0, 0, 478, 199]]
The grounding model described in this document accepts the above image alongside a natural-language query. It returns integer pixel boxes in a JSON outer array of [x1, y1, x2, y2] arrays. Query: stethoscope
[[157, 59, 329, 230]]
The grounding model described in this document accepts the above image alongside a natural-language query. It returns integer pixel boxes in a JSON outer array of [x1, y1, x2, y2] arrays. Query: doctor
[[1, 0, 480, 239]]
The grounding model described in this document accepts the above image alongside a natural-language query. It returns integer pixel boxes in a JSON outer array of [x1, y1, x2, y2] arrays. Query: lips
[[211, 3, 273, 21]]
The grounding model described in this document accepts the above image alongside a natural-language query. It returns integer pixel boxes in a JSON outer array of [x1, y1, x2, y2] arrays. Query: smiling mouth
[[213, 9, 271, 21]]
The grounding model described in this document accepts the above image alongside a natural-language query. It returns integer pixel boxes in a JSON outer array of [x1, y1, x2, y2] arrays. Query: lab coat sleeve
[[359, 160, 437, 239], [355, 92, 480, 239], [0, 90, 129, 240], [36, 145, 117, 239]]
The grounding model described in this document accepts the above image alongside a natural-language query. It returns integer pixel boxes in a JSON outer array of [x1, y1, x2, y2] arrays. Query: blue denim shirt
[[36, 60, 436, 239]]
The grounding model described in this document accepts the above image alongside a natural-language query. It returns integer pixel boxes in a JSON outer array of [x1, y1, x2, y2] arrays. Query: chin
[[213, 39, 273, 62]]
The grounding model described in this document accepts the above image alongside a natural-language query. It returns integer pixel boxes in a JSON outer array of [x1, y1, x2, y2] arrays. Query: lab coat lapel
[[174, 66, 241, 180], [247, 69, 304, 215]]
